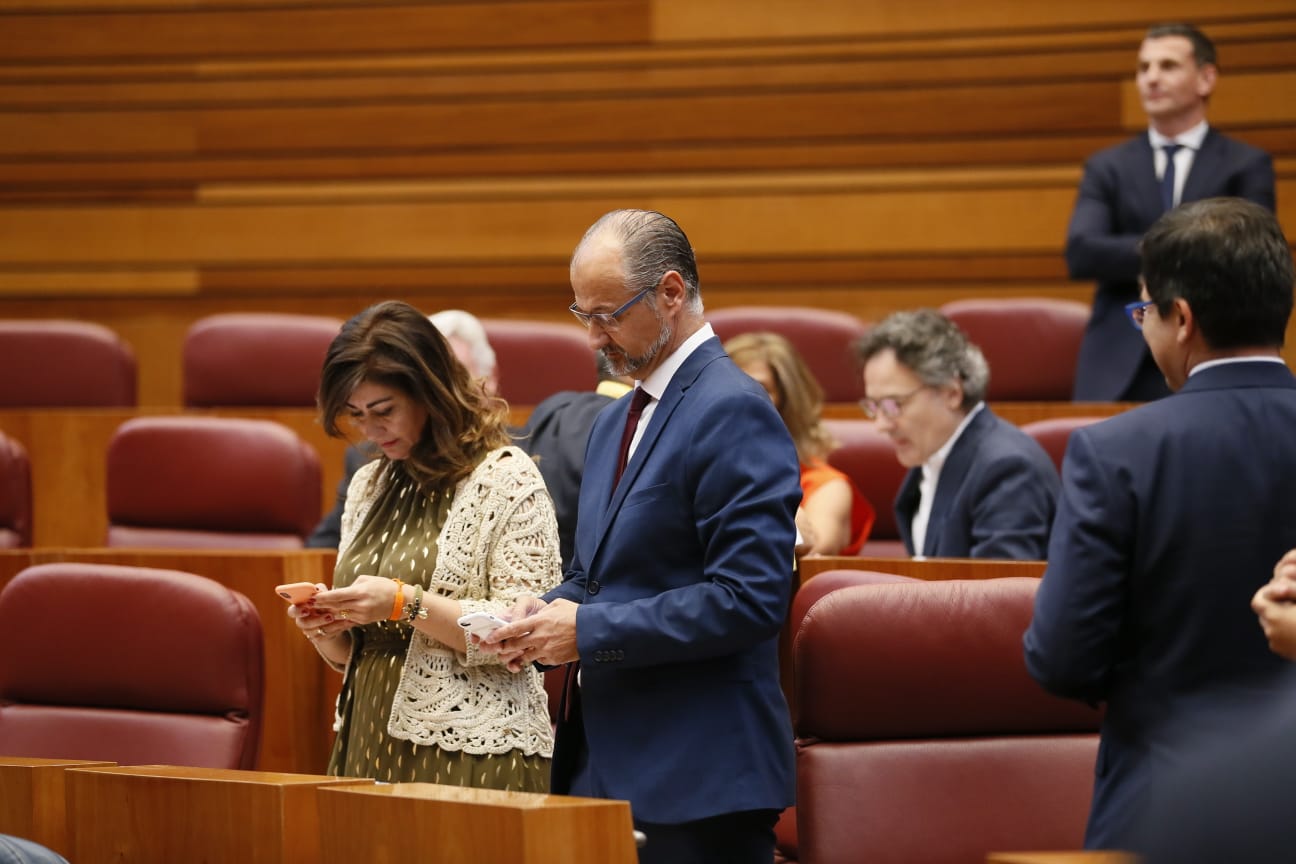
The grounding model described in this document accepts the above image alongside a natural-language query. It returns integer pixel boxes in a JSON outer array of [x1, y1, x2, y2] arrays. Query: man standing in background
[[1067, 22, 1275, 402]]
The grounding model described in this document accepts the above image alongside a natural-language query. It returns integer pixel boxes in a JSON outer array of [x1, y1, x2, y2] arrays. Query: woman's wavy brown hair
[[318, 300, 511, 495], [724, 331, 836, 463]]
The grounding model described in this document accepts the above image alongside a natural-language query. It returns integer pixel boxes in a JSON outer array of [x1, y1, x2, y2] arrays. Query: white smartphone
[[457, 611, 508, 638]]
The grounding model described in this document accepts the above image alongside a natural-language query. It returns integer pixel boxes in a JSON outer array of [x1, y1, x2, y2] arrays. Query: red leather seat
[[480, 319, 595, 406], [0, 562, 264, 769], [940, 298, 1090, 401], [0, 431, 31, 548], [793, 577, 1101, 864], [105, 416, 322, 548], [0, 319, 136, 407], [710, 306, 870, 403], [183, 313, 343, 407], [1020, 416, 1106, 473], [822, 419, 908, 556]]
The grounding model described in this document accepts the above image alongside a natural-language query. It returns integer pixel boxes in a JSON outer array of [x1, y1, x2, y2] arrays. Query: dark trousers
[[554, 675, 779, 864]]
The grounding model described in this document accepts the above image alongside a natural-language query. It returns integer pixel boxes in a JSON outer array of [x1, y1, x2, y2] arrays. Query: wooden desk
[[66, 765, 371, 864], [988, 853, 1138, 864], [318, 782, 638, 864], [799, 555, 1046, 583], [0, 548, 338, 775], [823, 401, 1134, 425], [0, 757, 114, 857]]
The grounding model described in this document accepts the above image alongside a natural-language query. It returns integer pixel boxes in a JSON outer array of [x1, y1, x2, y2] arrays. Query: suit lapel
[[1180, 128, 1220, 204], [1130, 136, 1165, 226], [925, 409, 993, 556], [589, 338, 723, 562], [894, 470, 920, 554]]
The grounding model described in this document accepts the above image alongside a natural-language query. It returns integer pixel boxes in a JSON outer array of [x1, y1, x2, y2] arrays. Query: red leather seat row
[[0, 562, 264, 769]]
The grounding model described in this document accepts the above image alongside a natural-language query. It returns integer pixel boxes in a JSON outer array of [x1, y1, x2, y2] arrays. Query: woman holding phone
[[289, 300, 561, 790]]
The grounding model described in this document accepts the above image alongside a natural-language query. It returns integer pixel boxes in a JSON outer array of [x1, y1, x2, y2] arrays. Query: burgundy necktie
[[614, 386, 652, 485]]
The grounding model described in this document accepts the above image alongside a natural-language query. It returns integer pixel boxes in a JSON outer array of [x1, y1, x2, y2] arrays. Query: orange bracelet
[[389, 578, 405, 621]]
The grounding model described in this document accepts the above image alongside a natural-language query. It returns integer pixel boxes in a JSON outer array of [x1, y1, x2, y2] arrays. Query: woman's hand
[[310, 574, 402, 628]]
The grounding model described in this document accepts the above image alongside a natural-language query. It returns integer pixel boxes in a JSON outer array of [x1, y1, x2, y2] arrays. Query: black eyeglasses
[[569, 286, 653, 331], [1125, 299, 1156, 330]]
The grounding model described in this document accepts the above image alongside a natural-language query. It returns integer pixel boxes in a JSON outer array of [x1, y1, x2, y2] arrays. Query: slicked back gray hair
[[574, 209, 703, 313], [855, 309, 990, 409]]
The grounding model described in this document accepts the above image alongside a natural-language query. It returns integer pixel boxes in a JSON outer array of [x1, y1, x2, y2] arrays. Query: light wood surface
[[318, 782, 638, 864], [65, 764, 372, 864], [0, 548, 338, 775], [0, 757, 114, 857], [0, 0, 1291, 407], [799, 555, 1046, 583], [987, 853, 1139, 864]]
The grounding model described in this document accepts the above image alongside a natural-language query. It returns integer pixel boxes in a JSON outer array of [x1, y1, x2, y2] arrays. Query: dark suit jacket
[[1024, 361, 1296, 849], [304, 443, 374, 549], [1066, 129, 1275, 401], [546, 336, 801, 825], [517, 388, 618, 569], [894, 407, 1058, 560]]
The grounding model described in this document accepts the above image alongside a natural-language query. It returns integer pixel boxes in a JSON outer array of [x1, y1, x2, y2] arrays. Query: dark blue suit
[[546, 336, 800, 826], [1067, 130, 1275, 401], [894, 407, 1058, 560], [1025, 361, 1296, 849]]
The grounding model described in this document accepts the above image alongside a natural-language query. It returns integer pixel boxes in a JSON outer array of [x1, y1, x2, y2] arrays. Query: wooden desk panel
[[66, 765, 371, 864], [0, 548, 338, 775], [988, 853, 1138, 864], [0, 757, 114, 857], [823, 401, 1134, 424], [319, 783, 638, 864], [799, 555, 1046, 582]]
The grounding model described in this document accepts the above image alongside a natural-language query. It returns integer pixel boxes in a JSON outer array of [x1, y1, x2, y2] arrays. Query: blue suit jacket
[[546, 336, 801, 824], [1066, 130, 1275, 401], [894, 407, 1058, 560], [1025, 361, 1296, 849]]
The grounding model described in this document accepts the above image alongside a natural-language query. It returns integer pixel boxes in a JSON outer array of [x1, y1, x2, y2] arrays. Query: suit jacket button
[[588, 580, 601, 595]]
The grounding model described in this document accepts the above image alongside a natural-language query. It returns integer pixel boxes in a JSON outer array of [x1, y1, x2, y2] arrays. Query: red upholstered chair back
[[793, 578, 1101, 864], [0, 319, 136, 407], [0, 432, 32, 548], [940, 298, 1090, 401], [183, 313, 343, 407], [710, 306, 870, 402], [822, 418, 907, 556], [0, 562, 264, 769], [105, 416, 322, 548], [1020, 416, 1106, 473], [480, 319, 595, 406]]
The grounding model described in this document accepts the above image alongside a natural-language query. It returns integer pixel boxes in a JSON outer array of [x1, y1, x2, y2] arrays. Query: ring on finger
[[338, 610, 349, 620]]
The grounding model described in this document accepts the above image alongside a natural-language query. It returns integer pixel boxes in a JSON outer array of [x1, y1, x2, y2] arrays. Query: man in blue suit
[[1068, 22, 1275, 402], [857, 309, 1058, 560], [482, 209, 801, 863], [1025, 197, 1296, 850]]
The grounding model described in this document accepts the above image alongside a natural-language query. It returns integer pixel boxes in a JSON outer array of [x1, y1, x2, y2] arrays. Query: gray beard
[[602, 320, 672, 377]]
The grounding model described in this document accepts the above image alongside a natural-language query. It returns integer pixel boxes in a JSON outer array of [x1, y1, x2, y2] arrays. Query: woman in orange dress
[[725, 331, 874, 555]]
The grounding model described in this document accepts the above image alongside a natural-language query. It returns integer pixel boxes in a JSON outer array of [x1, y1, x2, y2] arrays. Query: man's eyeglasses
[[860, 386, 926, 420], [569, 286, 653, 331], [1125, 299, 1155, 330]]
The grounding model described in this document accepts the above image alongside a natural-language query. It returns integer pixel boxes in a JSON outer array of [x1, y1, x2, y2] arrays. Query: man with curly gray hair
[[856, 308, 1058, 559]]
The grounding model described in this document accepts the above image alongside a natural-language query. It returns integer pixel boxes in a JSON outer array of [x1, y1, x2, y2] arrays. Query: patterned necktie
[[1160, 143, 1183, 212], [614, 386, 652, 485]]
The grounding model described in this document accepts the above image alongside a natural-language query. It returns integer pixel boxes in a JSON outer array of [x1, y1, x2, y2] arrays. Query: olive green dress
[[326, 462, 548, 790]]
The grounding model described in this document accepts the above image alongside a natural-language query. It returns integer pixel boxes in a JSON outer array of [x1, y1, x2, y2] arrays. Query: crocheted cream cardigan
[[338, 445, 560, 757]]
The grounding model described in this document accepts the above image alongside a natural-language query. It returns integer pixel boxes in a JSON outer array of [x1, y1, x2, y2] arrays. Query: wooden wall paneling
[[0, 2, 651, 61]]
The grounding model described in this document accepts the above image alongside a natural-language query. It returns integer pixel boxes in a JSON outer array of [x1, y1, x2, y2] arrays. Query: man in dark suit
[[482, 209, 801, 864], [516, 355, 632, 569], [856, 309, 1058, 560], [1024, 197, 1296, 850], [1068, 22, 1275, 402]]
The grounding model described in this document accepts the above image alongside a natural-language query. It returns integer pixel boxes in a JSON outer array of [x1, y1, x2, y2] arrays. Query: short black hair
[[1146, 22, 1217, 69], [1140, 197, 1293, 350]]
